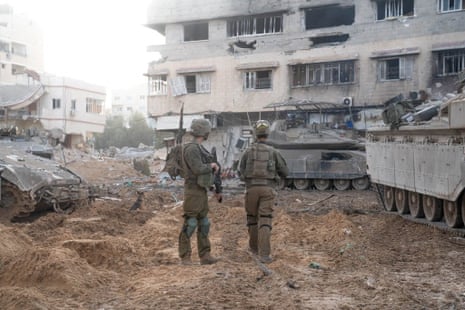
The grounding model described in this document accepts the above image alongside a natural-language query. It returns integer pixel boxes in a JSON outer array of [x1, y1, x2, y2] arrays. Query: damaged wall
[[147, 0, 465, 117]]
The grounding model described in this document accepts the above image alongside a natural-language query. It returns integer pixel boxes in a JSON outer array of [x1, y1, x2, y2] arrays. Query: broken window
[[86, 98, 103, 114], [184, 73, 211, 93], [52, 98, 61, 109], [0, 40, 8, 53], [244, 70, 272, 90], [439, 0, 464, 12], [435, 49, 465, 76], [377, 56, 414, 81], [376, 0, 414, 20], [11, 42, 27, 57], [149, 75, 167, 95], [291, 61, 355, 87], [227, 14, 283, 37], [183, 23, 208, 42], [304, 5, 355, 30], [310, 34, 350, 46]]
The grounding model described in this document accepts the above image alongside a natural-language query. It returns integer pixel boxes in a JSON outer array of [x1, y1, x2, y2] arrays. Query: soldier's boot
[[248, 224, 258, 254], [258, 215, 273, 264], [180, 255, 193, 265], [200, 252, 218, 265]]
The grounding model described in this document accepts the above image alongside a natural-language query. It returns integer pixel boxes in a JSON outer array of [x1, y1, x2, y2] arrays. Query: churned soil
[[1, 158, 465, 309]]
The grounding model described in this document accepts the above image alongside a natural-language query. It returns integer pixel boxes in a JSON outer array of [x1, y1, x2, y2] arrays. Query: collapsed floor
[[1, 158, 465, 309]]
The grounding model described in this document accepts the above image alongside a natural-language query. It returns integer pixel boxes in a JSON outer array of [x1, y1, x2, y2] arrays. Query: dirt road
[[1, 159, 465, 309]]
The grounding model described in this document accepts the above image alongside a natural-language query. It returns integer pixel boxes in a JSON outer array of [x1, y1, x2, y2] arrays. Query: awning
[[0, 84, 45, 110], [155, 114, 204, 130], [176, 66, 216, 74], [236, 61, 280, 70], [432, 41, 465, 52], [264, 98, 348, 111], [288, 54, 359, 65], [370, 47, 420, 58], [147, 69, 169, 76]]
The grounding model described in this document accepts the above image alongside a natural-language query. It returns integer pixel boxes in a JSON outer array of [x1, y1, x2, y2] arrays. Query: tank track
[[0, 180, 37, 220], [372, 184, 465, 237]]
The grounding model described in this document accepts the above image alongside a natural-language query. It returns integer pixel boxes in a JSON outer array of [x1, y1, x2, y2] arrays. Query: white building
[[111, 83, 154, 128], [39, 74, 106, 146], [0, 4, 44, 85]]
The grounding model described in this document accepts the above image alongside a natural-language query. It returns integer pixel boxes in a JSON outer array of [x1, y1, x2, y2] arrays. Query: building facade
[[145, 0, 465, 127], [111, 83, 155, 128], [0, 4, 44, 85]]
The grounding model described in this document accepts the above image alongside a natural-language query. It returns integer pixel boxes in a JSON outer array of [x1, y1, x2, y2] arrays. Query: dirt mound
[[62, 237, 136, 270], [0, 225, 32, 259], [0, 247, 109, 293], [0, 287, 51, 310]]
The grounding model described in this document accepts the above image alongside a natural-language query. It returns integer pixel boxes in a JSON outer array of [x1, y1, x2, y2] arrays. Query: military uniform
[[239, 120, 288, 262], [178, 119, 218, 265]]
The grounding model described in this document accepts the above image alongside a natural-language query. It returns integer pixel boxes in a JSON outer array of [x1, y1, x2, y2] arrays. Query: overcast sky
[[4, 0, 163, 90]]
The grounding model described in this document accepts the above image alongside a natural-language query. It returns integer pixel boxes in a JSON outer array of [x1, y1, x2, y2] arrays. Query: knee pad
[[185, 217, 198, 237], [247, 214, 257, 227], [198, 217, 210, 236], [259, 214, 272, 231]]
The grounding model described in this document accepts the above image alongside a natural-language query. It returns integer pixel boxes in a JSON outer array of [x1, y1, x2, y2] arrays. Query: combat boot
[[259, 255, 273, 264], [200, 252, 218, 265], [180, 255, 192, 265]]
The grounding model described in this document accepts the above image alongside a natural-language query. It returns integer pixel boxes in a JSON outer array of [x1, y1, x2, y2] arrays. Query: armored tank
[[267, 120, 369, 191], [0, 141, 92, 221], [366, 93, 465, 228]]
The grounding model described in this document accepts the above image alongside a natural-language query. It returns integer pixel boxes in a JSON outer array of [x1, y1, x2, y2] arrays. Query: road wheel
[[408, 192, 424, 218], [383, 186, 396, 212], [293, 179, 310, 190], [423, 195, 443, 222], [314, 179, 332, 191], [351, 177, 370, 190], [443, 199, 463, 228], [395, 189, 409, 215], [333, 179, 351, 191]]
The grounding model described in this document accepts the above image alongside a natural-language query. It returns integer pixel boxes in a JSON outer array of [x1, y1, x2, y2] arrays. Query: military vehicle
[[267, 120, 369, 191], [366, 93, 465, 228], [0, 141, 92, 221]]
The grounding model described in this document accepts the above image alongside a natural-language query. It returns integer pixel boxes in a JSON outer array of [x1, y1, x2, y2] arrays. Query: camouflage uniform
[[178, 119, 217, 264], [239, 120, 288, 262]]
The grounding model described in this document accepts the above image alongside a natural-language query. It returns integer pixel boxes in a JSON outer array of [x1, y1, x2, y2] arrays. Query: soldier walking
[[179, 119, 221, 265], [239, 120, 289, 263]]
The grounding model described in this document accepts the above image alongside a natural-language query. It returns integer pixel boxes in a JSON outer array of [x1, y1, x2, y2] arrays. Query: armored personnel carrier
[[366, 93, 465, 228], [0, 141, 92, 221], [267, 120, 369, 191]]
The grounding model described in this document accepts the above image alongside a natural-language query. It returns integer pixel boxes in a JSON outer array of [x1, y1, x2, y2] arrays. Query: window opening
[[291, 61, 355, 87], [244, 70, 272, 90], [149, 75, 167, 95], [52, 98, 61, 109], [377, 0, 414, 20], [439, 0, 464, 12], [184, 23, 209, 41], [305, 5, 355, 30], [227, 14, 283, 37]]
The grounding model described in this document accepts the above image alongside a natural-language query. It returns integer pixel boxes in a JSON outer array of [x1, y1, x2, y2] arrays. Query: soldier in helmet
[[239, 120, 289, 263], [179, 118, 220, 265]]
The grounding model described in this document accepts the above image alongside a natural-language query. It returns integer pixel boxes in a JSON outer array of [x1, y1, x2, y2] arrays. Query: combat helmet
[[190, 119, 212, 138], [254, 120, 270, 137]]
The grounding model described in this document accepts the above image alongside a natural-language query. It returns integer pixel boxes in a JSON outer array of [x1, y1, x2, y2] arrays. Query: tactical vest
[[183, 143, 214, 189], [244, 143, 276, 182]]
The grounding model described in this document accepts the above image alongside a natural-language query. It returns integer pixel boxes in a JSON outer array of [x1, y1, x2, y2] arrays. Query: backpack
[[163, 145, 185, 180]]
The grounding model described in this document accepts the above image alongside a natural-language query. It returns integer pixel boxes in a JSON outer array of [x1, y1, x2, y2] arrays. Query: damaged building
[[0, 4, 105, 147], [145, 0, 465, 163]]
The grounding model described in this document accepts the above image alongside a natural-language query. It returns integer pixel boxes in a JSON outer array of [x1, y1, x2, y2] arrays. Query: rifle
[[210, 146, 223, 203], [176, 102, 185, 145]]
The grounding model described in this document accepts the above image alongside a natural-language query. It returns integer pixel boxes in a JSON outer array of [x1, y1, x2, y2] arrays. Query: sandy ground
[[1, 158, 465, 309]]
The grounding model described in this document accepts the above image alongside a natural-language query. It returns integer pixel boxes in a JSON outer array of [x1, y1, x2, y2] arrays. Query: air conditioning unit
[[342, 97, 353, 106], [70, 109, 75, 116]]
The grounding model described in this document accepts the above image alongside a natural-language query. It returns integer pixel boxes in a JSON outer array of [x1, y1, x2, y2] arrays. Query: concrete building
[[0, 74, 106, 147], [0, 4, 44, 85], [145, 0, 465, 130], [0, 5, 105, 148], [111, 83, 155, 128]]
